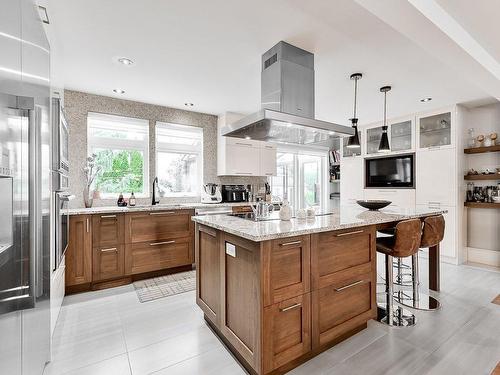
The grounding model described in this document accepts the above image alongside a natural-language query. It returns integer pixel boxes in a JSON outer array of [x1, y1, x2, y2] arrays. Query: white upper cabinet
[[260, 143, 277, 177], [364, 116, 414, 156], [340, 156, 364, 204], [417, 108, 455, 150], [341, 130, 362, 158], [390, 117, 414, 153], [415, 147, 456, 206], [217, 113, 277, 176]]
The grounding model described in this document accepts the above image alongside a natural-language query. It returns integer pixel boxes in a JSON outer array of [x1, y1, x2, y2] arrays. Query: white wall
[[464, 103, 500, 261]]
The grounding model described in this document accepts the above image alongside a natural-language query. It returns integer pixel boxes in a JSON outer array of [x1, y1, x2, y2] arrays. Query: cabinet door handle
[[279, 240, 301, 247], [279, 303, 301, 312], [235, 142, 253, 147], [265, 173, 274, 176], [101, 247, 117, 252], [235, 172, 252, 175], [335, 280, 365, 292], [335, 230, 364, 237], [86, 218, 89, 233], [149, 211, 176, 215], [101, 214, 117, 219], [150, 240, 175, 246]]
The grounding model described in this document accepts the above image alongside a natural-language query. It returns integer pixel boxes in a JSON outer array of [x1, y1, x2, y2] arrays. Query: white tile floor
[[44, 257, 500, 375]]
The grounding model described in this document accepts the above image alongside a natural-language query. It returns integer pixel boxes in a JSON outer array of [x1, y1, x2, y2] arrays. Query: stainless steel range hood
[[221, 41, 354, 145]]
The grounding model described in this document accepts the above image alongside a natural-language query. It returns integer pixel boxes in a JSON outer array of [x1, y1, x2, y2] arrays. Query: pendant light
[[346, 73, 362, 148], [378, 85, 391, 152]]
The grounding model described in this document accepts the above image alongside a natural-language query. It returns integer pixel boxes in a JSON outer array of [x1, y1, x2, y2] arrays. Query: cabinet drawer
[[311, 227, 375, 289], [263, 294, 311, 373], [92, 214, 124, 247], [312, 273, 374, 348], [263, 236, 310, 306], [125, 209, 193, 243], [92, 245, 125, 282], [125, 236, 193, 275]]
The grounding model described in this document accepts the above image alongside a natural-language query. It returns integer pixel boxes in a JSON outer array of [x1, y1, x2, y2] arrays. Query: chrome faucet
[[152, 177, 160, 205]]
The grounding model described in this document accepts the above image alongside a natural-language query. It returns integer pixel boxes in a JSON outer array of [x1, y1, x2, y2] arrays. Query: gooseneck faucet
[[152, 177, 160, 205]]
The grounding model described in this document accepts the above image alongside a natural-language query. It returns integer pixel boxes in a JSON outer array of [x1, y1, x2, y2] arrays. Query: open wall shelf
[[464, 202, 500, 209], [464, 174, 500, 181], [464, 145, 500, 154]]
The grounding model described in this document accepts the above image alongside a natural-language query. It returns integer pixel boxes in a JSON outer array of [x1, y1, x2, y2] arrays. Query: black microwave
[[365, 154, 415, 188]]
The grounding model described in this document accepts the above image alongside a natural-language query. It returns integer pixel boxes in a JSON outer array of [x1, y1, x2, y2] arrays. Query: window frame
[[155, 121, 203, 198], [87, 112, 150, 198]]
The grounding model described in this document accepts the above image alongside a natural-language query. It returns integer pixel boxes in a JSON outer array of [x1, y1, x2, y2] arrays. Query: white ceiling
[[46, 0, 499, 125]]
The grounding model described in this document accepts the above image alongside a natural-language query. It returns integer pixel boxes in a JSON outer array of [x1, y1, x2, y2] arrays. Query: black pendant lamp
[[346, 73, 362, 148], [378, 85, 391, 152]]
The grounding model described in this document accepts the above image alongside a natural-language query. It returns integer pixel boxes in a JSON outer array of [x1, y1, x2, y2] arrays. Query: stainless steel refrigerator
[[0, 0, 51, 374]]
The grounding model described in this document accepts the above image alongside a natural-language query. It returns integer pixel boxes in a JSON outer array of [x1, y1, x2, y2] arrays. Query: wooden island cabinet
[[195, 224, 377, 375], [65, 209, 194, 293]]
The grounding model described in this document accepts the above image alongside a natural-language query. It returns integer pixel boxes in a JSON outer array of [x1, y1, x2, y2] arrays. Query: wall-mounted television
[[365, 154, 415, 188]]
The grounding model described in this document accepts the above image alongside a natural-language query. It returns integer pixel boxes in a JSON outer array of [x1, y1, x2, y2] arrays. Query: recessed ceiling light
[[420, 97, 432, 102], [245, 136, 251, 140], [117, 57, 134, 66], [113, 88, 125, 94], [184, 102, 194, 107]]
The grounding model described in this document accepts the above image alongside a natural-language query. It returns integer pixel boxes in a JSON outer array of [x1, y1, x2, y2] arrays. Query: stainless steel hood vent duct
[[221, 41, 354, 145]]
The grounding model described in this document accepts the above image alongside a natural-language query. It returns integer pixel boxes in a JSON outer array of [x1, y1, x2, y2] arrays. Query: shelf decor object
[[346, 73, 362, 149], [378, 86, 391, 152]]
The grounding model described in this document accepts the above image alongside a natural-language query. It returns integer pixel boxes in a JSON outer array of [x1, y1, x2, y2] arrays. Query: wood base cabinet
[[66, 209, 194, 294], [66, 215, 92, 286], [195, 224, 377, 375], [263, 294, 311, 373], [92, 245, 125, 282]]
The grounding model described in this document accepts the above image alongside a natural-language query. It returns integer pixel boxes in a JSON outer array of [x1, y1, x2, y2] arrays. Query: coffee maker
[[201, 183, 222, 203]]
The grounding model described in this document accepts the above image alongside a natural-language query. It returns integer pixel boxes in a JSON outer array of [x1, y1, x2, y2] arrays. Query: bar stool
[[376, 219, 422, 326], [377, 227, 413, 287], [396, 215, 444, 311]]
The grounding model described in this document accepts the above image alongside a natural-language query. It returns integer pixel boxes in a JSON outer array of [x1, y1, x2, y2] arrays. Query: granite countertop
[[191, 205, 448, 242], [68, 201, 263, 215]]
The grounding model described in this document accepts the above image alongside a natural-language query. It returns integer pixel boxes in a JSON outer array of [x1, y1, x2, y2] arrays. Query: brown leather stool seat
[[376, 219, 422, 326], [396, 215, 445, 311]]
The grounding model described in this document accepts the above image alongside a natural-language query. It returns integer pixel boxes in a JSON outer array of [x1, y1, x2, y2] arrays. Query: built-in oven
[[52, 98, 69, 174], [54, 190, 73, 270]]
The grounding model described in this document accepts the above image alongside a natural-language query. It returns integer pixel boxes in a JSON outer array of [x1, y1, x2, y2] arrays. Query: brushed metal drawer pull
[[279, 303, 301, 312], [279, 240, 302, 247], [86, 218, 89, 233], [235, 142, 253, 146], [101, 247, 117, 252], [150, 240, 175, 246], [149, 211, 176, 215], [335, 280, 365, 292], [335, 230, 364, 237], [101, 214, 117, 218]]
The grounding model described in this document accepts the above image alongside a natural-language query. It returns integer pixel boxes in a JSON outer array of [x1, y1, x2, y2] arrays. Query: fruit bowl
[[356, 200, 392, 210]]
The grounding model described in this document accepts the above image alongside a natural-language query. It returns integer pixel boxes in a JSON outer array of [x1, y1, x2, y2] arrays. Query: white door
[[298, 154, 324, 210], [417, 204, 456, 260], [416, 148, 456, 206], [340, 157, 364, 204]]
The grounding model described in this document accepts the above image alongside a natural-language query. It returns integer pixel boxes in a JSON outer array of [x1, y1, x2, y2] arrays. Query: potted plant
[[83, 154, 101, 208]]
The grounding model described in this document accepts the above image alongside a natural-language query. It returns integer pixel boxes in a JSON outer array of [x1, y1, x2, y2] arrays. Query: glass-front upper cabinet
[[342, 131, 362, 157], [418, 111, 453, 149], [390, 120, 412, 152], [366, 126, 383, 155]]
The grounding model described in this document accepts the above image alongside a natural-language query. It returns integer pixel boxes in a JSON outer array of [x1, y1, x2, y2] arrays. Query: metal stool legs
[[394, 253, 441, 311], [377, 254, 416, 327]]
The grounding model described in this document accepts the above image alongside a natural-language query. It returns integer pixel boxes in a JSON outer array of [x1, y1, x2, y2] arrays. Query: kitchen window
[[155, 122, 203, 197], [270, 147, 328, 210], [87, 112, 149, 197]]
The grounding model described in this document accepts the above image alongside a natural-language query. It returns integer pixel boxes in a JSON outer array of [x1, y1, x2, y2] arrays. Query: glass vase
[[83, 185, 94, 208]]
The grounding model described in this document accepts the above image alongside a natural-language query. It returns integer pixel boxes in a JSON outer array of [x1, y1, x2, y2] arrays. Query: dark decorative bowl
[[356, 200, 392, 210]]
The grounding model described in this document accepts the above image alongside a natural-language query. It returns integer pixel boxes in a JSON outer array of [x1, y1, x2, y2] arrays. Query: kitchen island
[[192, 205, 446, 375]]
